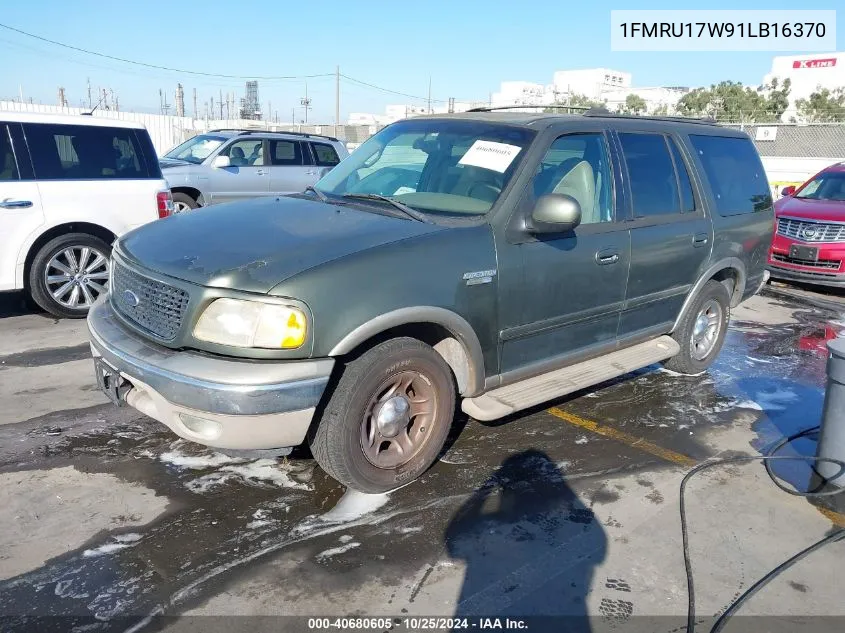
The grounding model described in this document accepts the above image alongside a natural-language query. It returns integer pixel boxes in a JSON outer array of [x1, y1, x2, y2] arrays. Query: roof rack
[[581, 111, 718, 125], [208, 128, 339, 142]]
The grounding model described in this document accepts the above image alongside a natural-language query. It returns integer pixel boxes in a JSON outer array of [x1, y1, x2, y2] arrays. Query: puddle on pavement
[[1, 289, 843, 629]]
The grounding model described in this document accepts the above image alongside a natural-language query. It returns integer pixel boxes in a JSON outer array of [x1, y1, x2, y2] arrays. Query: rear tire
[[28, 233, 112, 319], [663, 280, 731, 375], [308, 337, 456, 493], [172, 192, 198, 213]]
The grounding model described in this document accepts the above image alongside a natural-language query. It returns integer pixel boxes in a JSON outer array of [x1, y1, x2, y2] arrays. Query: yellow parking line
[[547, 407, 845, 527], [547, 407, 697, 468]]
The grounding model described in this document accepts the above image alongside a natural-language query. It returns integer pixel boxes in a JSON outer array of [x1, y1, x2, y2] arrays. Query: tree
[[675, 79, 791, 122], [652, 104, 670, 116], [796, 88, 845, 122], [618, 93, 647, 115], [544, 93, 606, 113]]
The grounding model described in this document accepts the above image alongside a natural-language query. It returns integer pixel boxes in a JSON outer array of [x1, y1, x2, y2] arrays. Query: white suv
[[0, 112, 171, 318]]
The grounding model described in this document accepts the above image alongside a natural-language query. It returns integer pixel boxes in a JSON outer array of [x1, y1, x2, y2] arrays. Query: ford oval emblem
[[123, 289, 140, 307]]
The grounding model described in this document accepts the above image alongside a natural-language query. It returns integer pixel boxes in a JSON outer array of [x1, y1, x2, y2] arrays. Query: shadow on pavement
[[445, 449, 607, 632]]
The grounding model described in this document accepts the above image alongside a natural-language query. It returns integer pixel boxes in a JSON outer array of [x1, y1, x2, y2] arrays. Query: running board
[[461, 335, 680, 421]]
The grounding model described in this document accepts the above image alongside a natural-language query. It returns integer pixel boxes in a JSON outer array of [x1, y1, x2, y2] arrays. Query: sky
[[0, 0, 842, 122]]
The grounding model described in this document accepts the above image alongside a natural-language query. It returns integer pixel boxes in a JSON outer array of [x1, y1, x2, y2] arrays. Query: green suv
[[87, 111, 773, 492]]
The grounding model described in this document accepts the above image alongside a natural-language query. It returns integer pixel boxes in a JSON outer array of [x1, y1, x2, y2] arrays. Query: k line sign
[[792, 58, 838, 69]]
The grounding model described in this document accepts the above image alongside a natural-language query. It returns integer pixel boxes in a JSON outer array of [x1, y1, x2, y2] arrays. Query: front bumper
[[87, 296, 334, 449], [768, 234, 845, 289]]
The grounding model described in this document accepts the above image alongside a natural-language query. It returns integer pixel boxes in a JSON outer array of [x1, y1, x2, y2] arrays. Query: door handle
[[256, 170, 266, 176], [0, 199, 33, 209], [595, 248, 620, 265], [693, 233, 709, 247], [306, 170, 318, 175]]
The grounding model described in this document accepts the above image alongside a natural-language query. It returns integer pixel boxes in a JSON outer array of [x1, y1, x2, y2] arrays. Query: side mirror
[[780, 185, 796, 197], [212, 155, 231, 169], [529, 194, 582, 234]]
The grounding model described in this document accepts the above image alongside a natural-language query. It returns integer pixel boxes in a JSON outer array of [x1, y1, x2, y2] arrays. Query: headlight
[[193, 298, 307, 349]]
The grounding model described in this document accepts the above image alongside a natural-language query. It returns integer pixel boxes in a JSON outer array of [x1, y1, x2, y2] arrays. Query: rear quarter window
[[689, 135, 771, 216], [311, 142, 340, 167], [23, 123, 152, 180]]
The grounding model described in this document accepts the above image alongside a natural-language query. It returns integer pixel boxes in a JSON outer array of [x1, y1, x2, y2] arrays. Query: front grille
[[777, 217, 845, 243], [771, 253, 842, 270], [111, 261, 189, 340]]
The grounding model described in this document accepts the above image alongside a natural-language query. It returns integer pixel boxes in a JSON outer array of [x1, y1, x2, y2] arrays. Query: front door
[[207, 138, 270, 204], [613, 131, 713, 336], [0, 122, 44, 291], [498, 131, 630, 375], [267, 139, 317, 194]]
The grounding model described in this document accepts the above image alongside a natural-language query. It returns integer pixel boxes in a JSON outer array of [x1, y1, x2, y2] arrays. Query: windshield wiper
[[341, 193, 429, 223], [305, 186, 329, 202]]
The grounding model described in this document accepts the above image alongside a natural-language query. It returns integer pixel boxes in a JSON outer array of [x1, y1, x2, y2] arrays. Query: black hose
[[681, 426, 845, 633]]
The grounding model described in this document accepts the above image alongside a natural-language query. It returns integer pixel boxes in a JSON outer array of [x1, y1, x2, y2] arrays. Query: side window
[[224, 139, 265, 166], [689, 135, 772, 215], [268, 140, 303, 166], [619, 133, 681, 217], [311, 142, 340, 167], [532, 133, 614, 224], [668, 137, 695, 213], [0, 124, 19, 181], [23, 123, 147, 180]]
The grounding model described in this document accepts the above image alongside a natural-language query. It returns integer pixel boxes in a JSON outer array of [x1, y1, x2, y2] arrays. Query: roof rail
[[465, 104, 590, 113], [207, 128, 339, 142], [581, 112, 718, 125]]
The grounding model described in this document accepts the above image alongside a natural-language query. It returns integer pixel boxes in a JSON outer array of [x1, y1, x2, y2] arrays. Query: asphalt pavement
[[0, 286, 844, 632]]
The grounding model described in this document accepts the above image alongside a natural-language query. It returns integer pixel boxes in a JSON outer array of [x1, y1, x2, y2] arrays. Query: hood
[[775, 195, 845, 222], [159, 157, 194, 169], [118, 196, 446, 293]]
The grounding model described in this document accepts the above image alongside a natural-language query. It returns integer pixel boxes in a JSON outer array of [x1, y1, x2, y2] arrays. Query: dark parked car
[[87, 111, 773, 492], [768, 162, 845, 287]]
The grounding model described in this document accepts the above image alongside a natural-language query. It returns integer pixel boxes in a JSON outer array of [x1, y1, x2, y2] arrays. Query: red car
[[768, 162, 845, 287]]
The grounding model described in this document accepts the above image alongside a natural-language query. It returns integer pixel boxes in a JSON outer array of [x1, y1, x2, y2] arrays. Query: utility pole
[[427, 76, 432, 114], [102, 88, 108, 110], [292, 108, 295, 127], [219, 89, 224, 119], [159, 89, 163, 114], [57, 87, 67, 108], [193, 87, 198, 119], [114, 95, 119, 112], [87, 78, 92, 109], [175, 84, 185, 117], [300, 81, 311, 124], [210, 95, 214, 120], [267, 101, 271, 124], [335, 65, 340, 138]]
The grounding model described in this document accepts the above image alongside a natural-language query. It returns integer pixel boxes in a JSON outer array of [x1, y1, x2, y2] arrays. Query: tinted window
[[0, 125, 18, 181], [689, 135, 772, 215], [225, 139, 264, 166], [619, 133, 680, 217], [269, 140, 303, 166], [533, 133, 614, 224], [311, 142, 340, 167], [23, 123, 147, 180], [668, 138, 695, 213]]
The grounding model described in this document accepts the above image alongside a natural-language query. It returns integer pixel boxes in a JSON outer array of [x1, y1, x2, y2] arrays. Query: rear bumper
[[87, 296, 334, 449]]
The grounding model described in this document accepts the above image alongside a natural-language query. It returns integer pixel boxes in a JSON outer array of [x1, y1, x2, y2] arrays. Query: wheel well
[[337, 322, 472, 395], [170, 187, 203, 204], [24, 222, 116, 288], [710, 267, 742, 306]]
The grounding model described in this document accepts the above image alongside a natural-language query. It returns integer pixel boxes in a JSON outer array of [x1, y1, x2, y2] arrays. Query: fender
[[672, 257, 747, 333], [329, 306, 486, 397]]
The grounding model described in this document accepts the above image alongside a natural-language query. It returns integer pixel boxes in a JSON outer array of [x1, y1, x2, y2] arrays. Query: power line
[[341, 74, 446, 103], [0, 22, 334, 81]]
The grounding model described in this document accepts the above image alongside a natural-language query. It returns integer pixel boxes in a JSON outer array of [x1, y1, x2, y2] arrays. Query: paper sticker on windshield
[[458, 141, 522, 173]]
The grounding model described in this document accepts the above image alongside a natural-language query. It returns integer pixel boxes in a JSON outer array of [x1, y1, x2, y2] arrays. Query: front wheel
[[663, 280, 731, 375], [308, 337, 456, 493], [172, 192, 198, 213], [28, 233, 112, 319]]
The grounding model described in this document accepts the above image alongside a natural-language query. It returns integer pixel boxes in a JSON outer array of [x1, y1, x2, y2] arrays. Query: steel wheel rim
[[173, 200, 192, 213], [360, 370, 438, 470], [44, 246, 109, 310], [690, 299, 723, 361]]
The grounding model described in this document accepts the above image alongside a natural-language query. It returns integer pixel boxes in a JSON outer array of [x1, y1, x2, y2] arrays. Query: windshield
[[795, 171, 845, 201], [163, 135, 226, 164], [314, 119, 535, 216]]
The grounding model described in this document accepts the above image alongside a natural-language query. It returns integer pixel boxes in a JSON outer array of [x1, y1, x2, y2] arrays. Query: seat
[[450, 166, 503, 203], [552, 160, 596, 223], [248, 145, 263, 166], [230, 146, 247, 166]]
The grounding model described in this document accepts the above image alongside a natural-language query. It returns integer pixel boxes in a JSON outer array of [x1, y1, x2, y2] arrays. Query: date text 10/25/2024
[[307, 617, 529, 630]]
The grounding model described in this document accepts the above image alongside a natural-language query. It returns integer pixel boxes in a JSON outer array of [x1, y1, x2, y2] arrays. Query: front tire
[[308, 337, 456, 493], [28, 233, 112, 319], [172, 192, 199, 213], [664, 280, 731, 375]]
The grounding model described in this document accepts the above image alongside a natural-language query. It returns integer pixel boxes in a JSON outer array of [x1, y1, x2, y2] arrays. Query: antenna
[[82, 90, 109, 115]]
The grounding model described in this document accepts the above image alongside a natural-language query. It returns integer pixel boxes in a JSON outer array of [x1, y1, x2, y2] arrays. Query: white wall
[[553, 68, 631, 100], [763, 52, 845, 120]]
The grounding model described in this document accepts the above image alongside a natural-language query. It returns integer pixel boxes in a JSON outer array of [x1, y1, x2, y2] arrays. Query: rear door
[[614, 131, 712, 337], [0, 122, 43, 291], [207, 137, 270, 204], [309, 141, 342, 181], [267, 139, 314, 194]]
